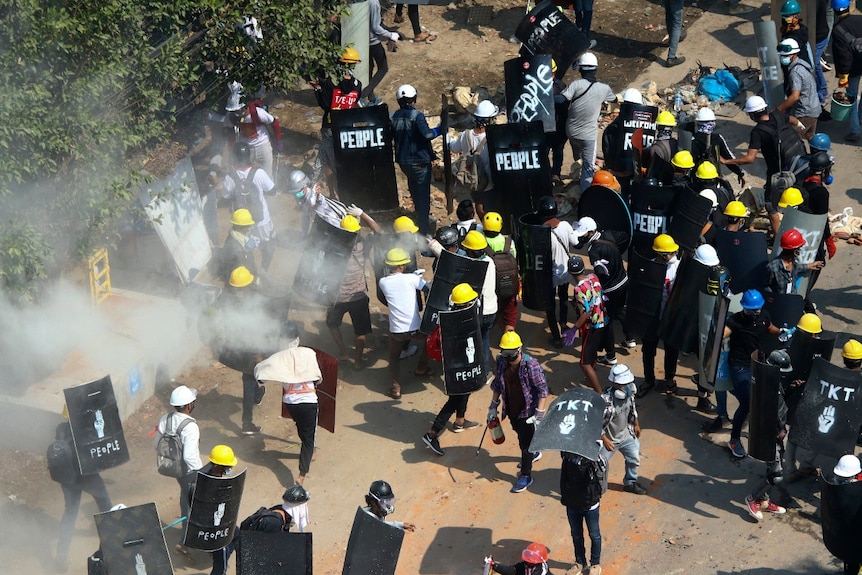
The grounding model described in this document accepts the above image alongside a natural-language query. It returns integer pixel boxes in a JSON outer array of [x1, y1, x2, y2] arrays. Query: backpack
[[231, 168, 264, 223], [484, 237, 519, 299], [457, 221, 478, 242], [155, 413, 192, 478], [240, 506, 289, 533], [836, 22, 862, 59], [47, 438, 78, 485], [452, 138, 488, 193], [768, 112, 807, 196]]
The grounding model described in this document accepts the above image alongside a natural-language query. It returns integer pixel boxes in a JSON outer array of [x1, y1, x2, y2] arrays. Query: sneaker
[[622, 339, 637, 349], [588, 566, 602, 575], [551, 337, 564, 349], [635, 380, 655, 399], [511, 474, 534, 493], [745, 494, 763, 521], [422, 433, 445, 456], [254, 385, 266, 406], [729, 4, 755, 14], [597, 354, 618, 366], [567, 563, 584, 575], [625, 482, 648, 495], [704, 415, 727, 433], [666, 56, 686, 67], [663, 379, 678, 395], [517, 451, 543, 468], [820, 57, 832, 71], [695, 397, 717, 413], [845, 132, 861, 142], [241, 423, 262, 435], [452, 420, 480, 433], [728, 438, 747, 458], [762, 499, 786, 514], [400, 343, 419, 360]]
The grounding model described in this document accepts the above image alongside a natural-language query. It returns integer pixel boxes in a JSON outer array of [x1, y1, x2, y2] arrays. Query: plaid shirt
[[766, 258, 807, 295], [490, 353, 549, 420]]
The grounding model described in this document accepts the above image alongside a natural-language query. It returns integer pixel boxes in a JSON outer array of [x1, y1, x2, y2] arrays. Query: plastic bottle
[[674, 90, 683, 113]]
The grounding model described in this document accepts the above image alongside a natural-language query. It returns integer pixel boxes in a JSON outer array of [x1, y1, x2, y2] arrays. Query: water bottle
[[674, 90, 683, 113]]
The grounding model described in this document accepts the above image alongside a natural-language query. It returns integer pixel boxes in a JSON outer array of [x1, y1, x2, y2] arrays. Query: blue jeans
[[399, 163, 432, 235], [663, 0, 684, 59], [599, 434, 640, 485], [574, 0, 594, 37], [729, 364, 751, 440], [715, 389, 729, 419], [815, 36, 829, 105], [566, 504, 602, 567], [847, 74, 862, 136]]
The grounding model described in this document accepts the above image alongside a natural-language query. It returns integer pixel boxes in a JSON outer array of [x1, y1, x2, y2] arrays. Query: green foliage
[[0, 221, 53, 304]]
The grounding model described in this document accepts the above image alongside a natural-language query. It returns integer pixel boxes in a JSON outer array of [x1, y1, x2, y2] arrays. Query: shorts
[[326, 296, 372, 335], [580, 325, 606, 365]]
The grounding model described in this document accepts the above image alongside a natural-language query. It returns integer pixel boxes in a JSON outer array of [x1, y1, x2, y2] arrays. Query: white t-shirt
[[379, 273, 425, 333], [479, 255, 498, 315], [282, 382, 319, 405], [223, 166, 275, 240]]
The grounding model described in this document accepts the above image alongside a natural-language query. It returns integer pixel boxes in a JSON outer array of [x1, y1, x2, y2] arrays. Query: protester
[[561, 451, 607, 575], [362, 0, 398, 106], [489, 543, 553, 575], [364, 480, 417, 531], [776, 38, 820, 140], [831, 0, 862, 142], [567, 255, 609, 394]]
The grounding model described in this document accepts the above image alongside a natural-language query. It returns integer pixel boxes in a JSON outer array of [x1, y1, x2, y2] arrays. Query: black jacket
[[586, 230, 629, 293], [832, 14, 862, 77], [560, 453, 606, 512]]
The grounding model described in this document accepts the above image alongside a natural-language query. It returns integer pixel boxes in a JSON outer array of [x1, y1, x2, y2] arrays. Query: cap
[[574, 216, 598, 237]]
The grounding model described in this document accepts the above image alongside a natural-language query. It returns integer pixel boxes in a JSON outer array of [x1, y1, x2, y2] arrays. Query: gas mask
[[657, 126, 674, 140], [502, 350, 520, 363], [376, 497, 395, 516], [613, 384, 633, 400]]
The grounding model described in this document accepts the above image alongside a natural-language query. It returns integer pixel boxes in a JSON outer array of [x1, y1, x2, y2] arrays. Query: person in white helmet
[[688, 106, 747, 189], [834, 453, 862, 483], [448, 100, 498, 216], [776, 38, 820, 140], [560, 53, 616, 192]]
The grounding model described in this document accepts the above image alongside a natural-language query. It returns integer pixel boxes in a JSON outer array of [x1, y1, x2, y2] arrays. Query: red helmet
[[521, 542, 549, 564], [780, 228, 805, 250]]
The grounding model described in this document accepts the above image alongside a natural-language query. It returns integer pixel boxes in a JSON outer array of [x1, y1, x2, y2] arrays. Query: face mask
[[503, 352, 520, 363], [697, 121, 716, 134], [780, 56, 792, 66], [613, 385, 632, 400], [245, 235, 261, 250], [743, 308, 761, 317]]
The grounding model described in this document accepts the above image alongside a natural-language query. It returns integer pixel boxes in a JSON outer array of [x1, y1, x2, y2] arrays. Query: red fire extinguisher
[[488, 416, 505, 444]]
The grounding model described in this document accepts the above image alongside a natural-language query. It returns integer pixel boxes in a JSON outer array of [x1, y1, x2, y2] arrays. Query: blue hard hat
[[832, 0, 850, 10], [780, 0, 801, 15], [741, 289, 765, 310], [810, 133, 832, 152]]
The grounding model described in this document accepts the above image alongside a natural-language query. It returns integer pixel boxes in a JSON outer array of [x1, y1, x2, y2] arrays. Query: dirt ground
[[3, 0, 862, 574]]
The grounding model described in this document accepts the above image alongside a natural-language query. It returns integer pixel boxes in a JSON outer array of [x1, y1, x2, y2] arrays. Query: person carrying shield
[[668, 150, 696, 189], [204, 445, 238, 575], [600, 364, 647, 495], [488, 331, 550, 493], [687, 107, 747, 190], [561, 449, 607, 574], [220, 209, 259, 284], [488, 542, 553, 575], [834, 454, 862, 483], [765, 228, 825, 296], [802, 151, 838, 261], [566, 255, 609, 394], [482, 212, 519, 332], [287, 168, 347, 233], [363, 480, 416, 532], [840, 339, 862, 447], [460, 230, 498, 373], [722, 201, 750, 234], [536, 196, 580, 348]]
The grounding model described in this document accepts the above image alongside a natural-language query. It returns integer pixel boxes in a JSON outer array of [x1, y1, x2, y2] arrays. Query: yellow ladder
[[88, 248, 111, 304]]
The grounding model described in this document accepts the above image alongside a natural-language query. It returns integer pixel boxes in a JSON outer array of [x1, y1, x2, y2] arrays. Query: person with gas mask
[[643, 111, 679, 183], [489, 542, 553, 575], [600, 364, 647, 495], [765, 228, 824, 296], [776, 38, 820, 140], [286, 168, 347, 234], [689, 107, 747, 191], [220, 209, 259, 285], [802, 151, 837, 260], [363, 480, 416, 531]]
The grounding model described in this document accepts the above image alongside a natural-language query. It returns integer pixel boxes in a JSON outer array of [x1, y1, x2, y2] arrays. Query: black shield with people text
[[715, 230, 768, 294], [518, 213, 554, 312], [440, 302, 485, 395], [667, 193, 713, 255], [577, 185, 633, 253], [239, 531, 313, 575], [748, 356, 782, 462], [622, 249, 666, 339], [292, 214, 358, 307], [505, 55, 556, 132], [514, 0, 590, 79], [420, 250, 488, 334], [183, 469, 246, 551], [611, 102, 657, 174], [95, 503, 173, 575], [659, 255, 711, 354], [342, 506, 405, 575], [528, 388, 604, 460], [787, 329, 836, 384], [627, 181, 677, 256], [63, 375, 130, 476]]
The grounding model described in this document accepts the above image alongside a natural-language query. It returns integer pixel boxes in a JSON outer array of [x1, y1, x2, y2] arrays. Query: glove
[[826, 235, 837, 259], [413, 268, 426, 276], [487, 399, 500, 422], [275, 140, 284, 154], [563, 326, 579, 347], [347, 204, 363, 218], [390, 32, 400, 41], [839, 74, 850, 88]]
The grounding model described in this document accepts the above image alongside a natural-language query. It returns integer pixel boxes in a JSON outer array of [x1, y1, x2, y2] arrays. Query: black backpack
[[47, 437, 78, 485], [484, 237, 519, 299], [240, 506, 289, 533], [155, 413, 192, 478], [835, 22, 862, 59], [772, 111, 806, 171], [231, 168, 264, 223]]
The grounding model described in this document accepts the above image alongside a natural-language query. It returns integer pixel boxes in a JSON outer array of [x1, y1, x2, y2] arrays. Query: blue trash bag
[[697, 69, 740, 102]]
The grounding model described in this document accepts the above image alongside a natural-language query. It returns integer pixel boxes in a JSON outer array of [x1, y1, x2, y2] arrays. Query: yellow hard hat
[[652, 233, 679, 253], [724, 200, 748, 218], [450, 283, 479, 305], [695, 161, 719, 180], [796, 313, 822, 334], [209, 444, 238, 467], [671, 150, 695, 169], [340, 214, 361, 232], [778, 187, 803, 208], [462, 230, 488, 251], [842, 338, 862, 360], [551, 58, 558, 74], [230, 208, 255, 226], [656, 110, 677, 127], [340, 47, 361, 64], [385, 248, 411, 267], [500, 331, 523, 350], [393, 216, 419, 234], [229, 266, 255, 287], [483, 212, 503, 233]]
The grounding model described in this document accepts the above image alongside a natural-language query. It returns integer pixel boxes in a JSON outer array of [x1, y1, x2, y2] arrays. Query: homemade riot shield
[[788, 329, 836, 383], [770, 209, 828, 296], [518, 213, 554, 312], [577, 185, 634, 253], [528, 388, 604, 460], [715, 229, 768, 294], [63, 375, 129, 476], [660, 256, 711, 353], [821, 477, 862, 565], [272, 347, 338, 433], [487, 122, 552, 226], [701, 294, 730, 389], [95, 503, 173, 575], [331, 106, 398, 211], [505, 55, 555, 132], [441, 93, 454, 214], [420, 250, 488, 334], [342, 507, 405, 575], [609, 102, 658, 175], [239, 532, 312, 575], [292, 214, 358, 307], [628, 182, 676, 256], [623, 250, 665, 339], [440, 302, 485, 395], [761, 292, 805, 354], [667, 193, 713, 255], [789, 358, 862, 457], [697, 291, 717, 391], [183, 470, 246, 551], [514, 0, 589, 78], [748, 357, 782, 461]]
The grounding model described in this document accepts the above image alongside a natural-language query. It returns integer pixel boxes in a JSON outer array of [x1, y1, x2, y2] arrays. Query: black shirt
[[726, 309, 773, 366], [749, 114, 784, 176]]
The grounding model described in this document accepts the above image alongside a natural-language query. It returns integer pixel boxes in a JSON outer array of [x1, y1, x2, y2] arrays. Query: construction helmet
[[462, 230, 488, 251], [233, 143, 251, 164], [743, 95, 768, 114], [551, 58, 558, 74], [209, 445, 238, 467], [339, 47, 361, 64], [591, 170, 617, 187], [724, 200, 748, 218], [283, 484, 310, 503], [393, 216, 419, 234], [435, 225, 460, 247], [474, 100, 499, 120], [622, 88, 642, 103], [536, 196, 558, 219], [287, 170, 311, 195], [483, 212, 503, 233], [656, 110, 677, 126], [797, 313, 823, 334], [740, 289, 764, 310], [834, 454, 862, 478], [694, 244, 720, 266], [767, 349, 793, 372], [230, 208, 255, 226], [396, 84, 417, 100], [579, 52, 598, 69], [778, 38, 801, 56], [780, 0, 801, 15], [833, 0, 851, 10], [609, 364, 635, 384], [671, 150, 695, 169], [652, 233, 679, 253], [809, 151, 833, 173], [368, 479, 394, 500], [696, 107, 717, 122], [780, 228, 806, 250], [229, 266, 255, 287], [450, 283, 479, 305], [810, 133, 832, 151], [567, 255, 585, 275], [521, 543, 549, 564], [169, 385, 197, 407], [778, 187, 803, 208], [384, 248, 411, 267], [699, 189, 718, 208], [843, 339, 862, 360], [695, 161, 719, 180], [500, 331, 523, 350], [340, 214, 361, 232]]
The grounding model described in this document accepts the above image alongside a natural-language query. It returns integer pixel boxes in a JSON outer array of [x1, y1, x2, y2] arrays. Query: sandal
[[389, 384, 402, 399]]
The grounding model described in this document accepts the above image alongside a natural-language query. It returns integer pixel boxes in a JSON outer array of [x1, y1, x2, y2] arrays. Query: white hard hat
[[574, 216, 598, 237], [608, 364, 635, 384], [694, 244, 720, 266], [396, 84, 417, 100], [743, 95, 768, 114], [778, 38, 801, 55], [578, 52, 598, 69], [699, 188, 718, 208], [169, 385, 198, 407], [834, 454, 862, 478], [474, 100, 499, 119], [696, 107, 716, 122], [225, 81, 244, 112], [622, 88, 642, 104], [287, 170, 311, 195]]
